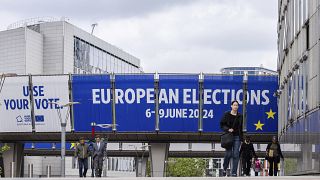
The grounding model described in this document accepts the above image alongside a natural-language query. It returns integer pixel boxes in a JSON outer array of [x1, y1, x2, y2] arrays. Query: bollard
[[46, 165, 51, 178], [28, 164, 33, 177], [10, 162, 15, 178], [102, 168, 107, 177]]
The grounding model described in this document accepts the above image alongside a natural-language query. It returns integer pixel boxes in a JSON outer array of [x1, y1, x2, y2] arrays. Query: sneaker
[[231, 174, 237, 177], [222, 170, 227, 176]]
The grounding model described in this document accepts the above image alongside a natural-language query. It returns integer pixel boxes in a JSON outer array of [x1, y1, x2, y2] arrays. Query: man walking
[[93, 135, 106, 177], [74, 137, 90, 177]]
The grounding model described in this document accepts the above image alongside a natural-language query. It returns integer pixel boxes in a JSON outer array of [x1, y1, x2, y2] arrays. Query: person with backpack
[[266, 136, 284, 176], [220, 100, 243, 177], [239, 135, 256, 176]]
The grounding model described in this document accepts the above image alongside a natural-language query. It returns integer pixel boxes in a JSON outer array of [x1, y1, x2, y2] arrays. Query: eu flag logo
[[35, 115, 44, 122]]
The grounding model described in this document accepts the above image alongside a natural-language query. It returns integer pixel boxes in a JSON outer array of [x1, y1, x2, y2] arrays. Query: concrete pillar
[[135, 157, 147, 177], [149, 143, 169, 177], [301, 143, 312, 171], [2, 143, 24, 177]]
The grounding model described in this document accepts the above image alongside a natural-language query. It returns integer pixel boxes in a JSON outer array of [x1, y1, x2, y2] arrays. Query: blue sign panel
[[158, 75, 199, 132], [246, 76, 278, 133], [203, 75, 278, 133], [72, 74, 278, 133], [203, 75, 242, 132], [73, 75, 112, 132], [115, 74, 155, 132], [25, 143, 74, 150]]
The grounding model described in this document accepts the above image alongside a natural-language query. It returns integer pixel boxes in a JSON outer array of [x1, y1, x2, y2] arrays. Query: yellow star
[[70, 142, 77, 149], [254, 120, 264, 131], [266, 109, 276, 119]]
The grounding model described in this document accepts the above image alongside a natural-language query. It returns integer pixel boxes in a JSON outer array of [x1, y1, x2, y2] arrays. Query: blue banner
[[115, 74, 155, 132], [203, 75, 242, 132], [72, 74, 278, 133], [73, 75, 112, 132], [246, 76, 278, 133], [203, 75, 278, 133], [158, 75, 199, 132]]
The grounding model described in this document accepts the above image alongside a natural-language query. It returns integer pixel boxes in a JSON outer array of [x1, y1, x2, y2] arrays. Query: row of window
[[279, 60, 308, 134], [279, 0, 309, 63], [74, 37, 141, 74], [223, 70, 276, 75]]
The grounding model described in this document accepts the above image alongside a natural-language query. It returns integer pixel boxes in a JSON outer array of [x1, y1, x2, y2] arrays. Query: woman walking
[[220, 100, 243, 177], [239, 135, 256, 176], [266, 136, 284, 176]]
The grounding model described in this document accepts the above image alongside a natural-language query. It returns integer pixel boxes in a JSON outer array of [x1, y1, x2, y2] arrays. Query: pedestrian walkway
[[2, 176, 320, 180]]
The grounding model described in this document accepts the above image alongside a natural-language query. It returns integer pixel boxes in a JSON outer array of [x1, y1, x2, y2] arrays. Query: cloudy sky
[[0, 0, 278, 73]]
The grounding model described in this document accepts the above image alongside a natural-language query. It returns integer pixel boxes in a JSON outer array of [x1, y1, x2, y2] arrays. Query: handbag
[[268, 150, 274, 157], [220, 114, 238, 149]]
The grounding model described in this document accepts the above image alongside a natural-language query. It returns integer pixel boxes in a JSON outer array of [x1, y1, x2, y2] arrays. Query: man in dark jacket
[[220, 100, 243, 177], [74, 137, 90, 177], [239, 135, 256, 176], [266, 136, 284, 176]]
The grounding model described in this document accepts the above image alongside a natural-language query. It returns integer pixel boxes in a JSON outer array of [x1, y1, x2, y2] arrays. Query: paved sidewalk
[[2, 176, 320, 180]]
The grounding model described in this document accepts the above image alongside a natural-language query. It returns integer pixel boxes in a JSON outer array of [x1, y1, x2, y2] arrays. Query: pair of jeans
[[223, 136, 240, 175], [78, 158, 88, 177]]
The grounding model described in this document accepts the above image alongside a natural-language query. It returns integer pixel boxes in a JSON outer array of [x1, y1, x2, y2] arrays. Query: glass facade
[[220, 67, 277, 75], [74, 37, 140, 74], [278, 0, 320, 175]]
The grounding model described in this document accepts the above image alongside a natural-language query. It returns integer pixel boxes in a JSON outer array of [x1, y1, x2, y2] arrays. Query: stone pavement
[[2, 176, 320, 180]]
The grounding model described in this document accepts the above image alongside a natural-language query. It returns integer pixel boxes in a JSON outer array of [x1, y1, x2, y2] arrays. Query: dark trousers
[[241, 158, 251, 176], [268, 158, 278, 176], [94, 156, 103, 177], [255, 172, 259, 176], [78, 158, 88, 177]]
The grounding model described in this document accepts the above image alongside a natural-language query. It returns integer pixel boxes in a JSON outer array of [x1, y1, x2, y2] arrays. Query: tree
[[167, 158, 206, 177], [284, 158, 297, 175], [0, 143, 10, 177]]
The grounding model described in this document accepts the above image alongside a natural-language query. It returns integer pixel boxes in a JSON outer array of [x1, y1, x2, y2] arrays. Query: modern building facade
[[0, 17, 141, 75], [278, 0, 320, 175], [0, 18, 141, 177], [220, 66, 277, 75]]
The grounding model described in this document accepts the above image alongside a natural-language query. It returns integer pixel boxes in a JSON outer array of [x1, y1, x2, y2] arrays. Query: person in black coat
[[239, 135, 256, 176], [266, 136, 284, 176], [220, 100, 243, 177]]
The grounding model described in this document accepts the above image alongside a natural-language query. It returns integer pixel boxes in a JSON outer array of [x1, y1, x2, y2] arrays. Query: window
[[102, 52, 107, 72], [306, 22, 309, 50], [74, 37, 138, 74]]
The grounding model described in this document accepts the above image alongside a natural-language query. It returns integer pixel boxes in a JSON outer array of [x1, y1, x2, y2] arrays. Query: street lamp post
[[49, 101, 79, 177], [242, 73, 248, 133], [90, 122, 96, 177]]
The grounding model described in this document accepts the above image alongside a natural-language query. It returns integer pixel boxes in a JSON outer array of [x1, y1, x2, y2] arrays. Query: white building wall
[[24, 156, 43, 177], [25, 28, 43, 74], [63, 22, 75, 74], [40, 21, 64, 74], [0, 27, 26, 74]]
